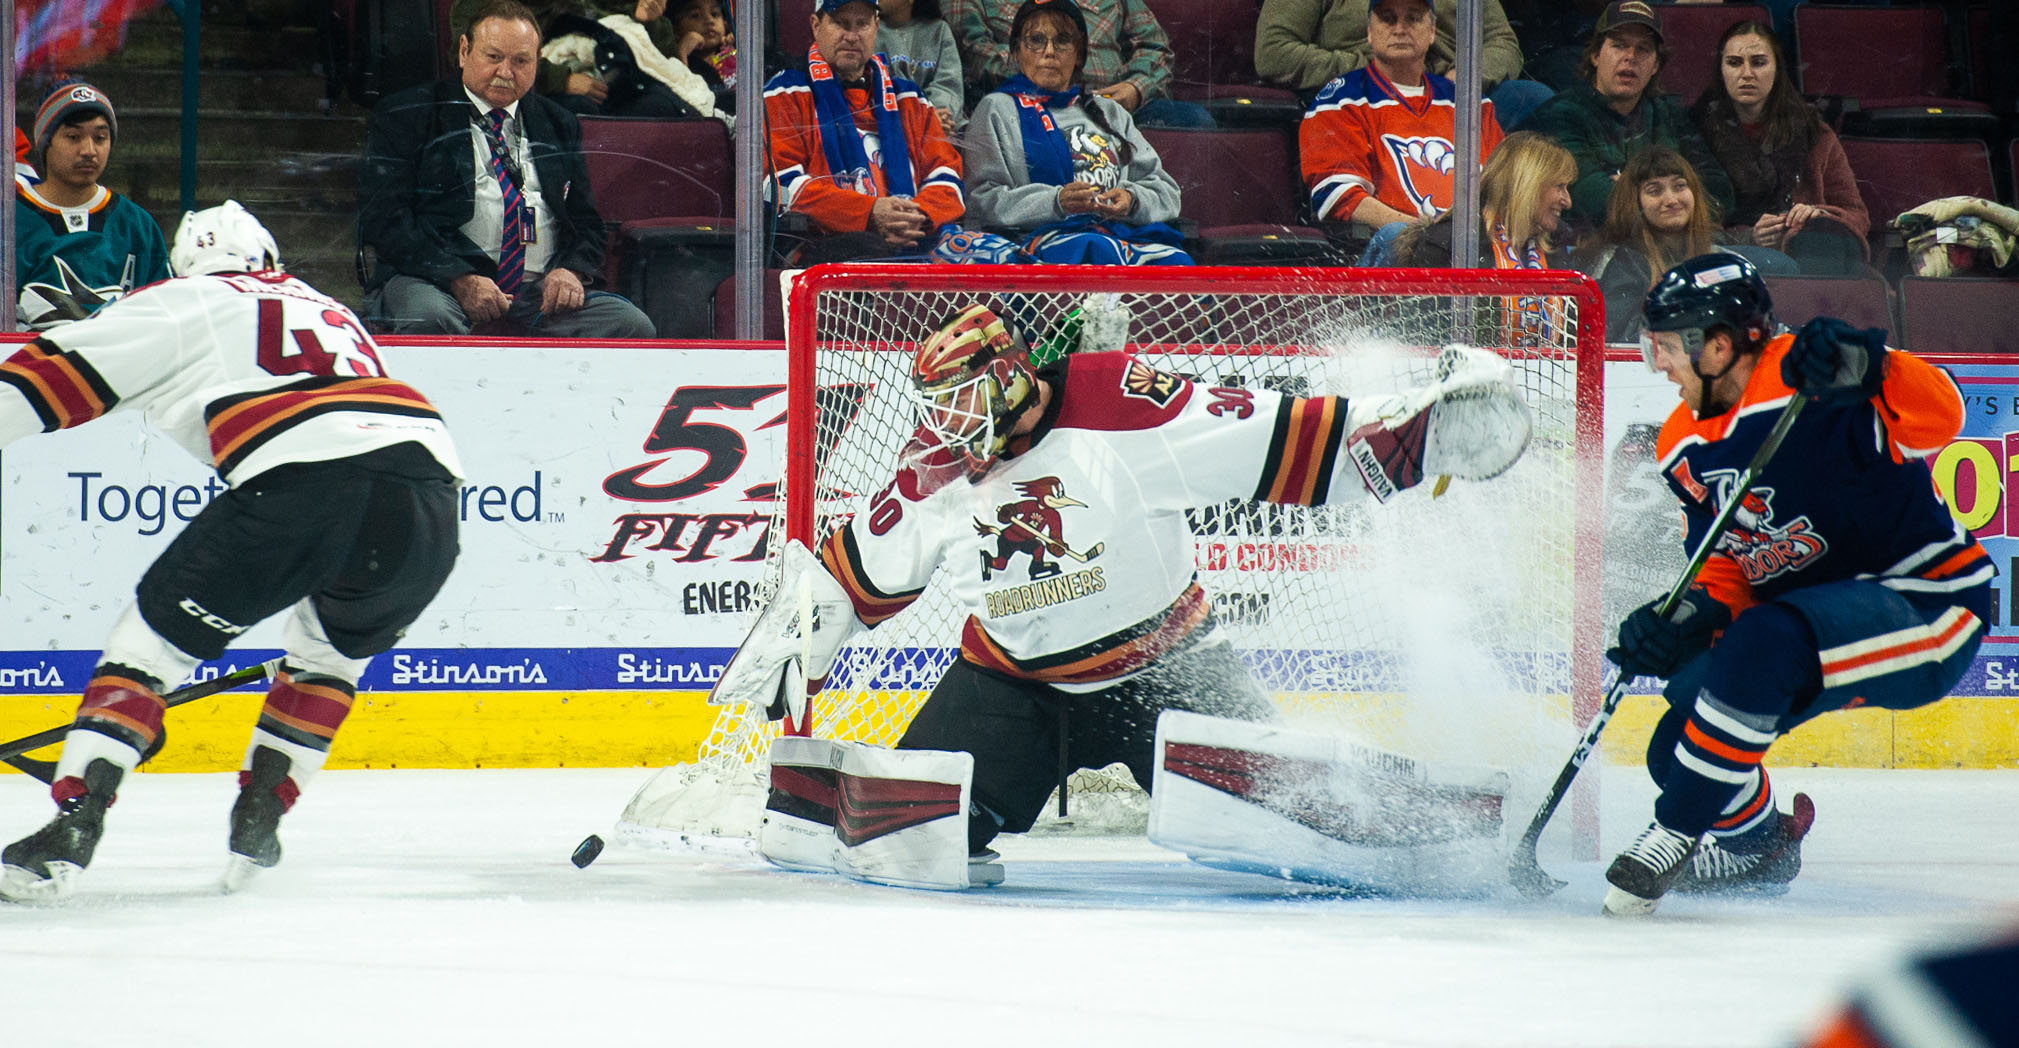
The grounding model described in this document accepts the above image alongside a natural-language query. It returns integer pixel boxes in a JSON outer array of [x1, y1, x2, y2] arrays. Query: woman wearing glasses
[[960, 0, 1190, 265]]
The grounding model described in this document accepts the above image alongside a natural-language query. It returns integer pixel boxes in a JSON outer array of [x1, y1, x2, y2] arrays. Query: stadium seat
[[1837, 137, 1995, 238], [1764, 273, 1894, 334], [714, 271, 786, 341], [777, 0, 816, 68], [1794, 5, 1992, 136], [1653, 3, 1772, 110], [2009, 137, 2018, 205], [1159, 0, 1303, 126], [1898, 277, 2019, 354], [1139, 126, 1334, 264], [578, 117, 736, 338]]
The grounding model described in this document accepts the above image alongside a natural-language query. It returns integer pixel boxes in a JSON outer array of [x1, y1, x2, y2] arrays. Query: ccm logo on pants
[[179, 598, 249, 636]]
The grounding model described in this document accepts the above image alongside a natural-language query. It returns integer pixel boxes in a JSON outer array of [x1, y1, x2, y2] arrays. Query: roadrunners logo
[[1122, 359, 1184, 407], [1380, 134, 1455, 216], [976, 477, 1109, 617], [1709, 481, 1827, 584]]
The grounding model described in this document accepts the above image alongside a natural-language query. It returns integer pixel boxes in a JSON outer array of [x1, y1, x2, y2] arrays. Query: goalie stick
[[0, 660, 279, 784], [1507, 394, 1806, 898]]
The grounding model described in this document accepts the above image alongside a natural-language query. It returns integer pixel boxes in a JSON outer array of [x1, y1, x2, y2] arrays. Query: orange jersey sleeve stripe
[[205, 378, 439, 475], [1258, 396, 1345, 505], [0, 339, 118, 430], [819, 527, 921, 626]]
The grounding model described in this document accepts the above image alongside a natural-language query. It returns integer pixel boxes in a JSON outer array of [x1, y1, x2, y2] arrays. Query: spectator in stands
[[1297, 0, 1505, 266], [1574, 146, 1791, 341], [667, 0, 737, 111], [1692, 21, 1869, 277], [942, 0, 1211, 127], [452, 0, 701, 118], [14, 81, 169, 331], [1393, 132, 1576, 345], [768, 0, 1018, 265], [1256, 0, 1554, 130], [1392, 130, 1572, 267], [358, 0, 655, 338], [1518, 1, 1733, 237], [963, 0, 1189, 265], [879, 0, 965, 133]]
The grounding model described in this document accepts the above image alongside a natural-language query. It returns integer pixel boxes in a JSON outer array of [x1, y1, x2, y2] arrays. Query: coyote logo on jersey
[[974, 477, 1104, 581], [1379, 135, 1456, 216], [1710, 481, 1827, 584]]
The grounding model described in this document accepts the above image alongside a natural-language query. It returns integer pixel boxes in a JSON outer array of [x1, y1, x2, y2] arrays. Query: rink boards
[[0, 339, 2014, 772]]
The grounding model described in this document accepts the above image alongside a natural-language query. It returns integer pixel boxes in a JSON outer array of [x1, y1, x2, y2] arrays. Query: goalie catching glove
[[1607, 588, 1732, 680], [1781, 317, 1888, 405], [709, 539, 860, 721], [1346, 345, 1533, 502]]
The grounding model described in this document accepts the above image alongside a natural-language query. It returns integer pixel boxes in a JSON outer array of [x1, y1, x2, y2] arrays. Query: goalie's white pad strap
[[709, 539, 860, 714], [1147, 711, 1511, 893], [759, 737, 976, 890]]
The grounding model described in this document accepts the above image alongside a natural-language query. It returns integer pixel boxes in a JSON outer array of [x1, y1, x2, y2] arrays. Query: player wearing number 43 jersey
[[1602, 254, 1991, 917], [713, 303, 1534, 875], [0, 201, 463, 903]]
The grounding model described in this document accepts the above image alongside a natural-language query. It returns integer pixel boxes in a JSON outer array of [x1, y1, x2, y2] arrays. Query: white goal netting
[[619, 265, 1606, 849]]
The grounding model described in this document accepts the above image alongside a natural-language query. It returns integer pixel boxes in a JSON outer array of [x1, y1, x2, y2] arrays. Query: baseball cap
[[1594, 1, 1663, 44], [813, 0, 876, 13]]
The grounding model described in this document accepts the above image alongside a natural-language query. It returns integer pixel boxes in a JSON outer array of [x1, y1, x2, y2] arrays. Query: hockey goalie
[[709, 304, 1533, 890]]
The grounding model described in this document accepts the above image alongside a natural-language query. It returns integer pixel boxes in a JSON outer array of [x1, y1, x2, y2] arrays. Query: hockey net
[[619, 264, 1606, 848]]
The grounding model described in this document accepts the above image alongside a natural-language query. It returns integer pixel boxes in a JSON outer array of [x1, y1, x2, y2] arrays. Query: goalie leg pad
[[760, 737, 982, 890], [1147, 711, 1510, 894]]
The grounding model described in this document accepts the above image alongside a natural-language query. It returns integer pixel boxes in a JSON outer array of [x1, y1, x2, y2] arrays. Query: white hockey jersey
[[820, 352, 1369, 691], [0, 272, 462, 484]]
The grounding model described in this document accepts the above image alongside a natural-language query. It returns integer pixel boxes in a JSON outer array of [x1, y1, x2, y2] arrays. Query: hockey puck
[[570, 834, 605, 868]]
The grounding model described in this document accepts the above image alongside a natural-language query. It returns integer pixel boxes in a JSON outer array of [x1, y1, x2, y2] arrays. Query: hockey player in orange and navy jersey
[[0, 202, 462, 903], [765, 0, 970, 261], [1298, 0, 1503, 263], [1602, 254, 1990, 917]]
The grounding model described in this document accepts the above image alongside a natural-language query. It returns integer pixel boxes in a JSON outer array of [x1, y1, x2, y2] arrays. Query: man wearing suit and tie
[[358, 0, 655, 338]]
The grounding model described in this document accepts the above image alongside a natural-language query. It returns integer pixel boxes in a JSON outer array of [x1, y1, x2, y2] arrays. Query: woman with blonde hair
[[1573, 145, 1791, 341], [1393, 131, 1576, 270]]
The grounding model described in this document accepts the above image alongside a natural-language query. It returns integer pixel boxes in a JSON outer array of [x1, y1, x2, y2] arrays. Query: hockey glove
[[1607, 589, 1732, 680], [1781, 317, 1889, 405]]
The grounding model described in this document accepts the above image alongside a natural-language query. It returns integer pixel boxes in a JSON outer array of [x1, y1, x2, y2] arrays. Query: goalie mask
[[909, 305, 1039, 470], [171, 200, 281, 276], [1639, 253, 1773, 372]]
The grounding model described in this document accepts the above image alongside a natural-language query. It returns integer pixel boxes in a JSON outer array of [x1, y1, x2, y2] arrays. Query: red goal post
[[739, 264, 1606, 849]]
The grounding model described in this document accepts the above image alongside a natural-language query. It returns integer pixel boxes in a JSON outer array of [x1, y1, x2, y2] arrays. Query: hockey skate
[[1674, 793, 1815, 897], [1601, 820, 1700, 917], [0, 758, 123, 903], [969, 847, 1005, 887], [1346, 346, 1533, 501], [221, 746, 292, 893]]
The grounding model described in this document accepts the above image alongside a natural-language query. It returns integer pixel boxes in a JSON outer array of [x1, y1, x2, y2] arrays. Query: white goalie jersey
[[818, 351, 1372, 692], [0, 272, 462, 484]]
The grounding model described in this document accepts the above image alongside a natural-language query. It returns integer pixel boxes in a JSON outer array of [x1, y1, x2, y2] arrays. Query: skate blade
[[0, 861, 81, 903], [1601, 885, 1661, 917], [219, 854, 270, 894]]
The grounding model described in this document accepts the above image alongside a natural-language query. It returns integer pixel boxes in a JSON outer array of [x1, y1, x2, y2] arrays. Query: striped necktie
[[484, 108, 525, 295]]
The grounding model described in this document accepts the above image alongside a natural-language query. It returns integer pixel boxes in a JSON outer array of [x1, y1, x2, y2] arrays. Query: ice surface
[[2, 765, 2014, 1047]]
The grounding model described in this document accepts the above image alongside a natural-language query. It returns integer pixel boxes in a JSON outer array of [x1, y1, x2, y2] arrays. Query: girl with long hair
[[1691, 20, 1869, 274]]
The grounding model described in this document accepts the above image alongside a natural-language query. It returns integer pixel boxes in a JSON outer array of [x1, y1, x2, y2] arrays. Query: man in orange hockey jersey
[[765, 0, 976, 264], [1298, 0, 1503, 264], [1602, 255, 1990, 917]]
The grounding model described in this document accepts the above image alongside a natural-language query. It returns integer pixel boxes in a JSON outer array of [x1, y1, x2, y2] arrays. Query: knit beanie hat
[[31, 81, 117, 167]]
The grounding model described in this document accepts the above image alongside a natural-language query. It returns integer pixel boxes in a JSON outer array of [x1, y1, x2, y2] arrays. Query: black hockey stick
[[1508, 394, 1806, 898], [0, 660, 279, 785]]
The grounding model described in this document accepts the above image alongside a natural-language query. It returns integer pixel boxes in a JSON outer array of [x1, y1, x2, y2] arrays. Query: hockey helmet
[[171, 200, 281, 276], [1640, 253, 1773, 370], [909, 304, 1038, 469]]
